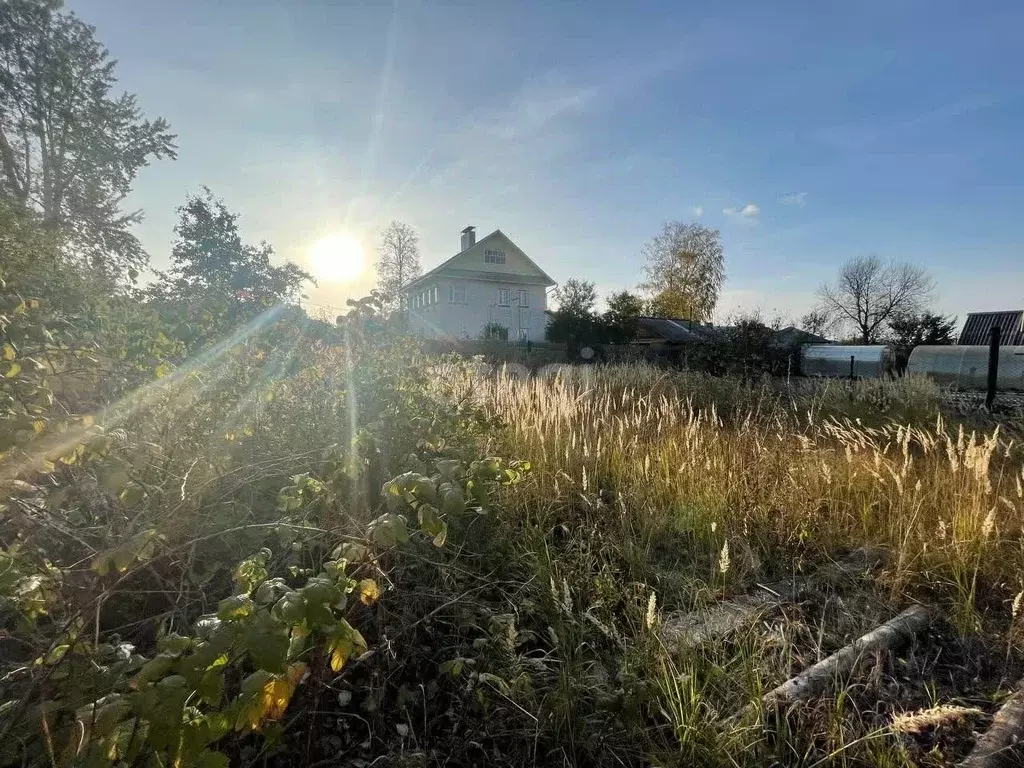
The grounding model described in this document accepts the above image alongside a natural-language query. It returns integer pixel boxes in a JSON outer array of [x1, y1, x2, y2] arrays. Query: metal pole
[[986, 325, 1001, 410], [849, 355, 855, 380]]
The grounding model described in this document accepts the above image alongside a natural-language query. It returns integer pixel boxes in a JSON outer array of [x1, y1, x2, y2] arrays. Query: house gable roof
[[406, 229, 555, 291]]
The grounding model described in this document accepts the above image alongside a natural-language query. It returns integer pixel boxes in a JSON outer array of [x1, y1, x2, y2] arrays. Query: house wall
[[408, 277, 549, 342]]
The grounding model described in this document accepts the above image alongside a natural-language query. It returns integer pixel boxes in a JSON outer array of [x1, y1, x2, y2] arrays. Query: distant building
[[634, 317, 828, 346], [958, 310, 1024, 346], [405, 227, 555, 343]]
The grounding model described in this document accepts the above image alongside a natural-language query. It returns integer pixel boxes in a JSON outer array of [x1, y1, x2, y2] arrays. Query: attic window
[[484, 249, 506, 264]]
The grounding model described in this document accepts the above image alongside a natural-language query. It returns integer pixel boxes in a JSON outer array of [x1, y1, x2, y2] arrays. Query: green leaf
[[195, 750, 230, 768], [417, 504, 443, 537], [440, 483, 465, 516], [332, 542, 368, 563], [254, 578, 290, 604], [370, 516, 396, 548], [243, 623, 289, 674], [156, 674, 189, 691], [217, 595, 255, 621], [440, 658, 465, 677], [195, 616, 223, 640], [157, 632, 192, 655], [409, 474, 437, 502], [241, 670, 274, 696], [198, 656, 228, 705], [272, 592, 306, 623], [135, 654, 176, 685], [118, 482, 146, 507], [390, 514, 409, 544], [42, 644, 69, 665], [435, 459, 463, 481], [432, 522, 448, 548], [91, 553, 111, 576], [111, 546, 135, 573], [300, 576, 341, 605], [234, 550, 271, 594]]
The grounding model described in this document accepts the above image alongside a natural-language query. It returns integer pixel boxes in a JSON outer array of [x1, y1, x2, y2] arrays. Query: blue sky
[[71, 0, 1024, 322]]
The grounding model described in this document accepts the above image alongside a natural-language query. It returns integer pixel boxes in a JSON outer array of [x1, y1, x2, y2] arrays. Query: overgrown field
[[3, 273, 1024, 766]]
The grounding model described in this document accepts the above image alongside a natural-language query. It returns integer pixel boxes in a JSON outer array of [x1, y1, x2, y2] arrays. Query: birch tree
[[375, 221, 421, 312]]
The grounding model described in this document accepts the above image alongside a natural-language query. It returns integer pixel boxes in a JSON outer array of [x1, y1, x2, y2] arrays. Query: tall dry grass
[[454, 364, 1024, 765]]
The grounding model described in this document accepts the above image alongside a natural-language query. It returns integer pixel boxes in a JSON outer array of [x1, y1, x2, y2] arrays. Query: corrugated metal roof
[[958, 311, 1024, 346]]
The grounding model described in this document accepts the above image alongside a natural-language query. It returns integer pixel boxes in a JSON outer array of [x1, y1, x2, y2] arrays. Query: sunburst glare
[[308, 232, 367, 283]]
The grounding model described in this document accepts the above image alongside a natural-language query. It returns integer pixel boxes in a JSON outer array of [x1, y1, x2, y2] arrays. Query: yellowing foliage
[[358, 578, 381, 606]]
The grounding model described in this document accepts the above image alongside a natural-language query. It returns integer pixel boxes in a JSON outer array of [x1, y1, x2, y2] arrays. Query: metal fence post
[[986, 325, 1001, 410]]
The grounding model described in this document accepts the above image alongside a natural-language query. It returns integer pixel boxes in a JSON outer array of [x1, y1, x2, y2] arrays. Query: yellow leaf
[[259, 675, 296, 721], [359, 579, 381, 606], [329, 641, 350, 673], [2, 344, 14, 361], [327, 620, 366, 673]]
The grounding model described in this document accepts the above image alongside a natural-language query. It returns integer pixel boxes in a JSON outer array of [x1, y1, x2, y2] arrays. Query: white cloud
[[780, 192, 807, 207], [724, 203, 759, 218], [692, 205, 704, 218]]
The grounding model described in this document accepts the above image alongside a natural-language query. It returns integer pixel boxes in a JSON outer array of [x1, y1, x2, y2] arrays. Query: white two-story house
[[405, 226, 555, 342]]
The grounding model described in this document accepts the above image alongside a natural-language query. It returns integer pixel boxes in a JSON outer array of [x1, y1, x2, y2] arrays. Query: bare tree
[[639, 221, 724, 321], [816, 255, 934, 343], [799, 308, 831, 337], [375, 221, 421, 312]]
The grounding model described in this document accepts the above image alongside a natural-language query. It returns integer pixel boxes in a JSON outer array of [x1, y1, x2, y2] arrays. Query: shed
[[958, 311, 1024, 346]]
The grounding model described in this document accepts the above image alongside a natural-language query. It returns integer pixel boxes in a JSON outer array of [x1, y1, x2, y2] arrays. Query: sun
[[308, 232, 366, 283]]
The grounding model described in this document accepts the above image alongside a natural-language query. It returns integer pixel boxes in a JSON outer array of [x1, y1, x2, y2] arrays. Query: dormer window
[[484, 249, 506, 264]]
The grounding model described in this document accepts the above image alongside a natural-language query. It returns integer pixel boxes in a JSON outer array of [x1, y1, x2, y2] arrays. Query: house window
[[517, 328, 529, 342], [517, 289, 529, 307], [449, 284, 466, 303], [484, 249, 506, 264], [485, 324, 508, 341], [498, 288, 510, 306], [431, 286, 439, 304]]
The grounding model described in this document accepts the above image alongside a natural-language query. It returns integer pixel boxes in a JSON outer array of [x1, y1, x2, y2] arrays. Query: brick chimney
[[460, 225, 476, 251]]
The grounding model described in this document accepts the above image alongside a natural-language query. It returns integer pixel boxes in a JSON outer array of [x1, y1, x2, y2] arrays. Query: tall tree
[[375, 221, 421, 312], [816, 255, 934, 343], [603, 290, 644, 343], [639, 221, 724, 321], [546, 278, 597, 345], [0, 0, 176, 283], [152, 188, 311, 308]]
